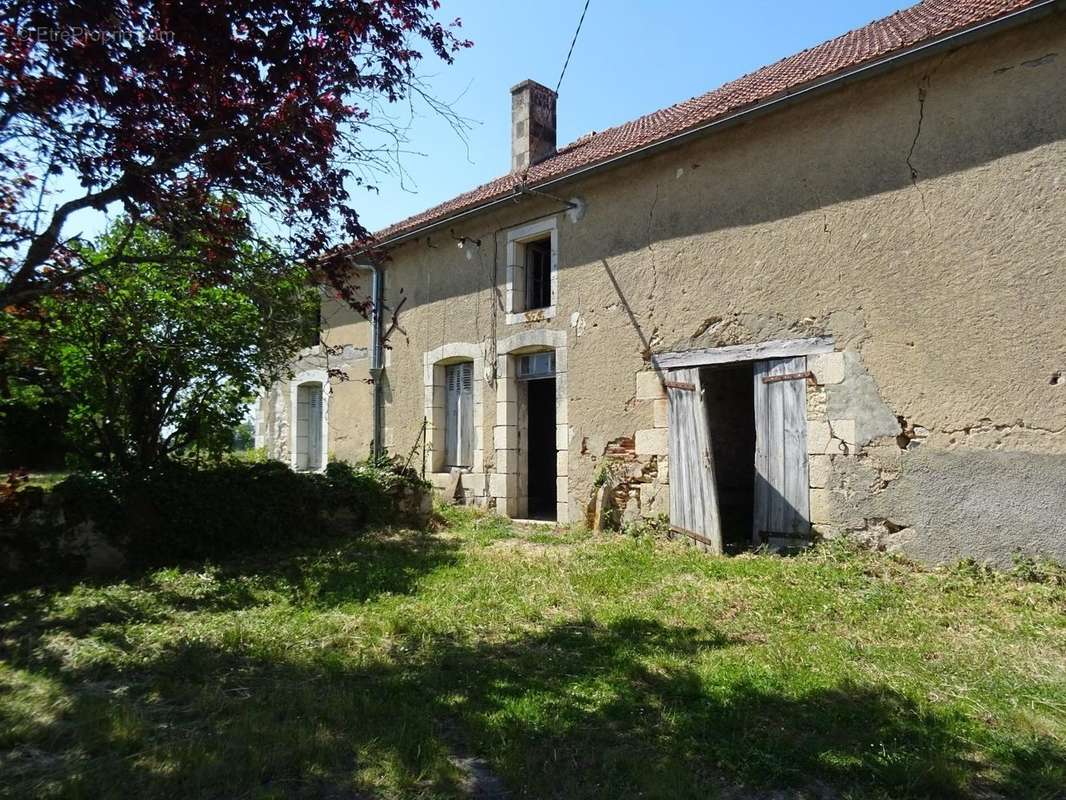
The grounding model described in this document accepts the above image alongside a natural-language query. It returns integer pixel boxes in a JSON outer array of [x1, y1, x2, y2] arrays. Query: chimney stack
[[511, 80, 557, 173]]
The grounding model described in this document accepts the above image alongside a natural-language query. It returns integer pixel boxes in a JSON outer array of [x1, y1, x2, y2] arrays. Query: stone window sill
[[505, 305, 556, 326]]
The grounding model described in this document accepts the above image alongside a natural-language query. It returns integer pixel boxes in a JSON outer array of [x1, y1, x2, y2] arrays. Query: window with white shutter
[[444, 362, 473, 468], [295, 382, 324, 471]]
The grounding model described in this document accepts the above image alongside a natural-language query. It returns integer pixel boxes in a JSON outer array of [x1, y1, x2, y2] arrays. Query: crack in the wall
[[905, 80, 927, 183], [906, 76, 931, 224], [825, 419, 852, 456], [939, 419, 1066, 437], [646, 179, 662, 307], [691, 315, 723, 339], [905, 53, 950, 230]]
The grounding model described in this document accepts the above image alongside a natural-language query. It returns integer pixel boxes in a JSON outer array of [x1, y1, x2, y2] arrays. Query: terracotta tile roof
[[375, 0, 1040, 242]]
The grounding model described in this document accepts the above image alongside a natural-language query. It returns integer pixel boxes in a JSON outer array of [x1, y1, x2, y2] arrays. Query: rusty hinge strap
[[670, 525, 718, 548], [663, 380, 696, 391], [762, 370, 816, 385]]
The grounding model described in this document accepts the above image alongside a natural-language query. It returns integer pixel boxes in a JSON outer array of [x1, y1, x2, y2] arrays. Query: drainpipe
[[369, 265, 385, 461]]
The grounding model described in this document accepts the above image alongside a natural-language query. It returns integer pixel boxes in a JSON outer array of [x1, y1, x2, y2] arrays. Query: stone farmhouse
[[258, 0, 1066, 565]]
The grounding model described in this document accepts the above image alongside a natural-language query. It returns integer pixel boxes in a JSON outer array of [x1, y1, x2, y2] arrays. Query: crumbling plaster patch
[[809, 343, 1066, 565], [824, 351, 902, 445]]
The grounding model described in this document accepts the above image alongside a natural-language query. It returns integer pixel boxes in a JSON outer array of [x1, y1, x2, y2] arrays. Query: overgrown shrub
[[0, 458, 430, 583]]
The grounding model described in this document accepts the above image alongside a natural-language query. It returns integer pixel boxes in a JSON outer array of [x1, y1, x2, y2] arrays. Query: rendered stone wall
[[266, 16, 1066, 563], [255, 343, 370, 466]]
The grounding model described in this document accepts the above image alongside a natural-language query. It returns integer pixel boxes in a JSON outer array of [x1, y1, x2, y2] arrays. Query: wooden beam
[[652, 336, 834, 370]]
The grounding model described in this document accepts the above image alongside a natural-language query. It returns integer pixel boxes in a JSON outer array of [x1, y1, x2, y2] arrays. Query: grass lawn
[[1, 509, 1064, 799], [23, 472, 69, 491]]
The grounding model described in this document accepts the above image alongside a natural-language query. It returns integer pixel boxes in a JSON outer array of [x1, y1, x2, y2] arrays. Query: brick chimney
[[511, 79, 557, 172]]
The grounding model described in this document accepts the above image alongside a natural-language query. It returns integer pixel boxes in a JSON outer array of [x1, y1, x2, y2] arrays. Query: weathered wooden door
[[752, 356, 810, 542], [667, 368, 723, 553]]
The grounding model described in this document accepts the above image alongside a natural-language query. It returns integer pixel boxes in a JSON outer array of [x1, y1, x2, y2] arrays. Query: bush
[[0, 458, 430, 582]]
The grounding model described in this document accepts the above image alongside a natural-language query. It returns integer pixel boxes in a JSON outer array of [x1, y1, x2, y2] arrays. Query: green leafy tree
[[231, 421, 256, 453], [3, 220, 317, 475]]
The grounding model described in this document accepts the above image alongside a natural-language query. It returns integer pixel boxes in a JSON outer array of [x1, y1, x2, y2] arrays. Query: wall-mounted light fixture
[[451, 229, 481, 249]]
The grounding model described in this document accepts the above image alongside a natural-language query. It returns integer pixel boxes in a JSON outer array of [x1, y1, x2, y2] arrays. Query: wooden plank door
[[667, 368, 723, 553], [752, 356, 810, 542]]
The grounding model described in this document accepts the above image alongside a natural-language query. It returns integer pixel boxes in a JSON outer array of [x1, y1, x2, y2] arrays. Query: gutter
[[375, 0, 1061, 249], [331, 257, 385, 459]]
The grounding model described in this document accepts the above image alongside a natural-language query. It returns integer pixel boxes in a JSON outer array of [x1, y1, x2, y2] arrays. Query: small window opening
[[524, 237, 552, 310], [516, 351, 555, 381]]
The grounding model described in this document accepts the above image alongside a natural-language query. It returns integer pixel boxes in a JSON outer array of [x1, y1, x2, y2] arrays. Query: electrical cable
[[555, 0, 591, 94]]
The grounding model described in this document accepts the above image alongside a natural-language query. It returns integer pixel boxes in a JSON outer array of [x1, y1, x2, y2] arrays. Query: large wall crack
[[646, 179, 662, 305], [939, 419, 1066, 437], [906, 75, 931, 225], [905, 54, 950, 229]]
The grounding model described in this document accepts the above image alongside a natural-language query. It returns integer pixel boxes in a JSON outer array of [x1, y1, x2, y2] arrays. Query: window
[[524, 238, 552, 310], [295, 382, 323, 471], [516, 351, 555, 381], [445, 361, 473, 467], [505, 216, 557, 325]]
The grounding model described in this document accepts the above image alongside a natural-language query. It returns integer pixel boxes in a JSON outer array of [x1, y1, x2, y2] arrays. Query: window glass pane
[[517, 351, 555, 380], [524, 238, 552, 310]]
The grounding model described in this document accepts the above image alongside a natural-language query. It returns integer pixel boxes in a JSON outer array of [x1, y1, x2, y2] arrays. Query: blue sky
[[353, 0, 907, 233]]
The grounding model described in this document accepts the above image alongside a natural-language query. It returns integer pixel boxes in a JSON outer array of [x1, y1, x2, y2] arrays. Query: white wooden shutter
[[459, 362, 473, 467], [445, 362, 473, 467], [295, 385, 310, 470], [667, 368, 723, 553], [753, 356, 810, 540], [445, 365, 460, 466], [307, 385, 323, 471]]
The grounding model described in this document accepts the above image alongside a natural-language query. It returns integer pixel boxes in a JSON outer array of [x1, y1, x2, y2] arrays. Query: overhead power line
[[556, 0, 591, 94]]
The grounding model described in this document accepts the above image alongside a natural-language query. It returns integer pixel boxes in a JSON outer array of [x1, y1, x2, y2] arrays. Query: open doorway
[[524, 376, 557, 520], [699, 364, 755, 552], [665, 347, 813, 555], [516, 350, 557, 521]]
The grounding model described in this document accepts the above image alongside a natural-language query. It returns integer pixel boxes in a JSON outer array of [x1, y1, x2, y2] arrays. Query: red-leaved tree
[[0, 1, 470, 308]]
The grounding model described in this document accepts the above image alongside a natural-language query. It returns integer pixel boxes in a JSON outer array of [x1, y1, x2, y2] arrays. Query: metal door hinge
[[761, 370, 816, 385]]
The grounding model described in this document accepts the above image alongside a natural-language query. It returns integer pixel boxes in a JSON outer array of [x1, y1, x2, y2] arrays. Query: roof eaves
[[371, 0, 1058, 251]]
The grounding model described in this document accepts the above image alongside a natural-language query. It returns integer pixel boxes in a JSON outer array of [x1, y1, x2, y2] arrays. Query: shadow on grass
[[0, 530, 461, 663], [1, 538, 1063, 799]]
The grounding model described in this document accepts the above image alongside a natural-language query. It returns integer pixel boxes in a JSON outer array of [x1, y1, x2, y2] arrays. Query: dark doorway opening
[[700, 363, 756, 552], [525, 377, 557, 520]]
